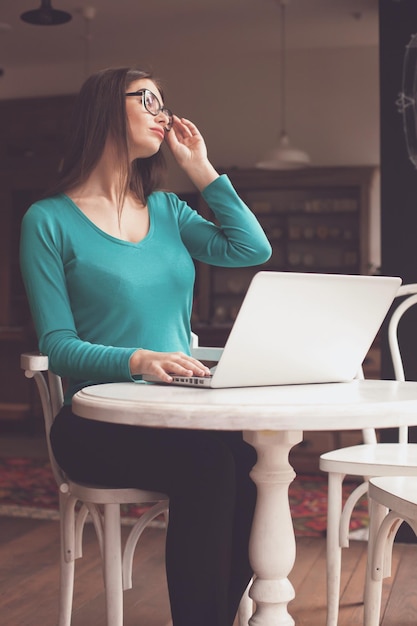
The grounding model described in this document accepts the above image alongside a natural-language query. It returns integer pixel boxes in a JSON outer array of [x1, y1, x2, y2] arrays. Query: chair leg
[[58, 494, 76, 626], [325, 472, 344, 626], [103, 503, 124, 626], [59, 550, 75, 626], [363, 499, 389, 626]]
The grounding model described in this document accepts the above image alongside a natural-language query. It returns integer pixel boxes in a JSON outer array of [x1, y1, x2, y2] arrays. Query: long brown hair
[[47, 66, 166, 205]]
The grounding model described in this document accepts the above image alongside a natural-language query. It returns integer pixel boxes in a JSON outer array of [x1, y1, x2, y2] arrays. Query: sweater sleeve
[[19, 203, 137, 384], [178, 175, 272, 266]]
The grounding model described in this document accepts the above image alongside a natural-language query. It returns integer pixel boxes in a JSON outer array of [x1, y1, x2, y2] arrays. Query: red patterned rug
[[0, 457, 369, 537]]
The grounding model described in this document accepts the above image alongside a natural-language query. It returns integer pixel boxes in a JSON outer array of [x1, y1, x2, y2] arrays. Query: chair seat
[[369, 476, 417, 514], [67, 480, 168, 505], [319, 442, 417, 474]]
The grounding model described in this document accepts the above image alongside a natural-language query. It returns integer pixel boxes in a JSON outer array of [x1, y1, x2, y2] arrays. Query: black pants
[[51, 405, 257, 626]]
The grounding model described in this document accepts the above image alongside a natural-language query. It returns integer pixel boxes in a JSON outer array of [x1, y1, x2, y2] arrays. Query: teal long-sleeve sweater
[[20, 175, 272, 403]]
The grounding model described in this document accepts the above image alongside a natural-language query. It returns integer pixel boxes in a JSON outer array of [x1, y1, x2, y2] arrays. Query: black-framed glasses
[[125, 88, 173, 131]]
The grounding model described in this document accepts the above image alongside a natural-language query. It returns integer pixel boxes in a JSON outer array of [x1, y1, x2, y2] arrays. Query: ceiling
[[0, 0, 379, 71]]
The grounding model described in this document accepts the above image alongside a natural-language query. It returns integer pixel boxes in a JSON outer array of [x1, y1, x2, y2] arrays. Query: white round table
[[72, 379, 417, 626]]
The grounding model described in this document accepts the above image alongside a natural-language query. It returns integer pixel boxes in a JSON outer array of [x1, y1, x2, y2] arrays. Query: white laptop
[[143, 271, 402, 389]]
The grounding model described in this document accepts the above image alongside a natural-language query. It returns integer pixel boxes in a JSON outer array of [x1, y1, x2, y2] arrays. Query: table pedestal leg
[[243, 430, 303, 626]]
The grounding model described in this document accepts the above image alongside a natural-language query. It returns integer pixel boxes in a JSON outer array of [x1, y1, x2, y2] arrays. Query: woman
[[20, 66, 272, 626]]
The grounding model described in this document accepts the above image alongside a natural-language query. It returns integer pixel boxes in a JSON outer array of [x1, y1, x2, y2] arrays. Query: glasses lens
[[141, 89, 173, 131], [163, 108, 174, 131], [144, 90, 159, 115]]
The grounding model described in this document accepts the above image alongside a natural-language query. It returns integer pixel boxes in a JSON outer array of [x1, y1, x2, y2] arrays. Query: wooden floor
[[1, 515, 417, 626]]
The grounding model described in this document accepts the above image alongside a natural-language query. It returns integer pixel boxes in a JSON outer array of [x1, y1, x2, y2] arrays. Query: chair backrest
[[360, 283, 417, 446], [388, 284, 417, 381], [21, 352, 67, 489], [190, 331, 224, 362], [387, 283, 417, 443]]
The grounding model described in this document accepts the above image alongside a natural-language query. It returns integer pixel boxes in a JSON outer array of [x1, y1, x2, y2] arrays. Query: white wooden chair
[[22, 335, 252, 626], [319, 283, 417, 626], [364, 476, 417, 626]]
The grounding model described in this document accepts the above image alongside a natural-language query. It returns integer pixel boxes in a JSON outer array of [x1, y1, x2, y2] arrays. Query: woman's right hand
[[129, 349, 211, 383]]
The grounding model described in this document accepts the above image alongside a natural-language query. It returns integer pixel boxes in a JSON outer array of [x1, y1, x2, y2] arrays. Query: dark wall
[[380, 0, 417, 383], [380, 4, 417, 545]]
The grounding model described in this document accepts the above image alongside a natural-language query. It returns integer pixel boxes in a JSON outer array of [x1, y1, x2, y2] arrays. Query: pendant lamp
[[256, 0, 310, 170], [20, 0, 72, 26]]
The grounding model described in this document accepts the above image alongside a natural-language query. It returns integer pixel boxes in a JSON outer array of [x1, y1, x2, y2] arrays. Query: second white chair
[[364, 475, 417, 626], [319, 283, 417, 626]]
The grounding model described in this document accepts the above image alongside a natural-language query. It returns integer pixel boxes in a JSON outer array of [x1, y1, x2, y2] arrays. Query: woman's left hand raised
[[165, 116, 207, 164], [165, 116, 218, 190]]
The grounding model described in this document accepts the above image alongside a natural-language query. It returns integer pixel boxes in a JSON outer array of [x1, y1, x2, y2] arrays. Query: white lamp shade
[[256, 133, 311, 170]]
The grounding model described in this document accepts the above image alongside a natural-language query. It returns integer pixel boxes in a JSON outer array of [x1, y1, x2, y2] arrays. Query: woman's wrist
[[129, 349, 145, 376], [183, 161, 219, 191]]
